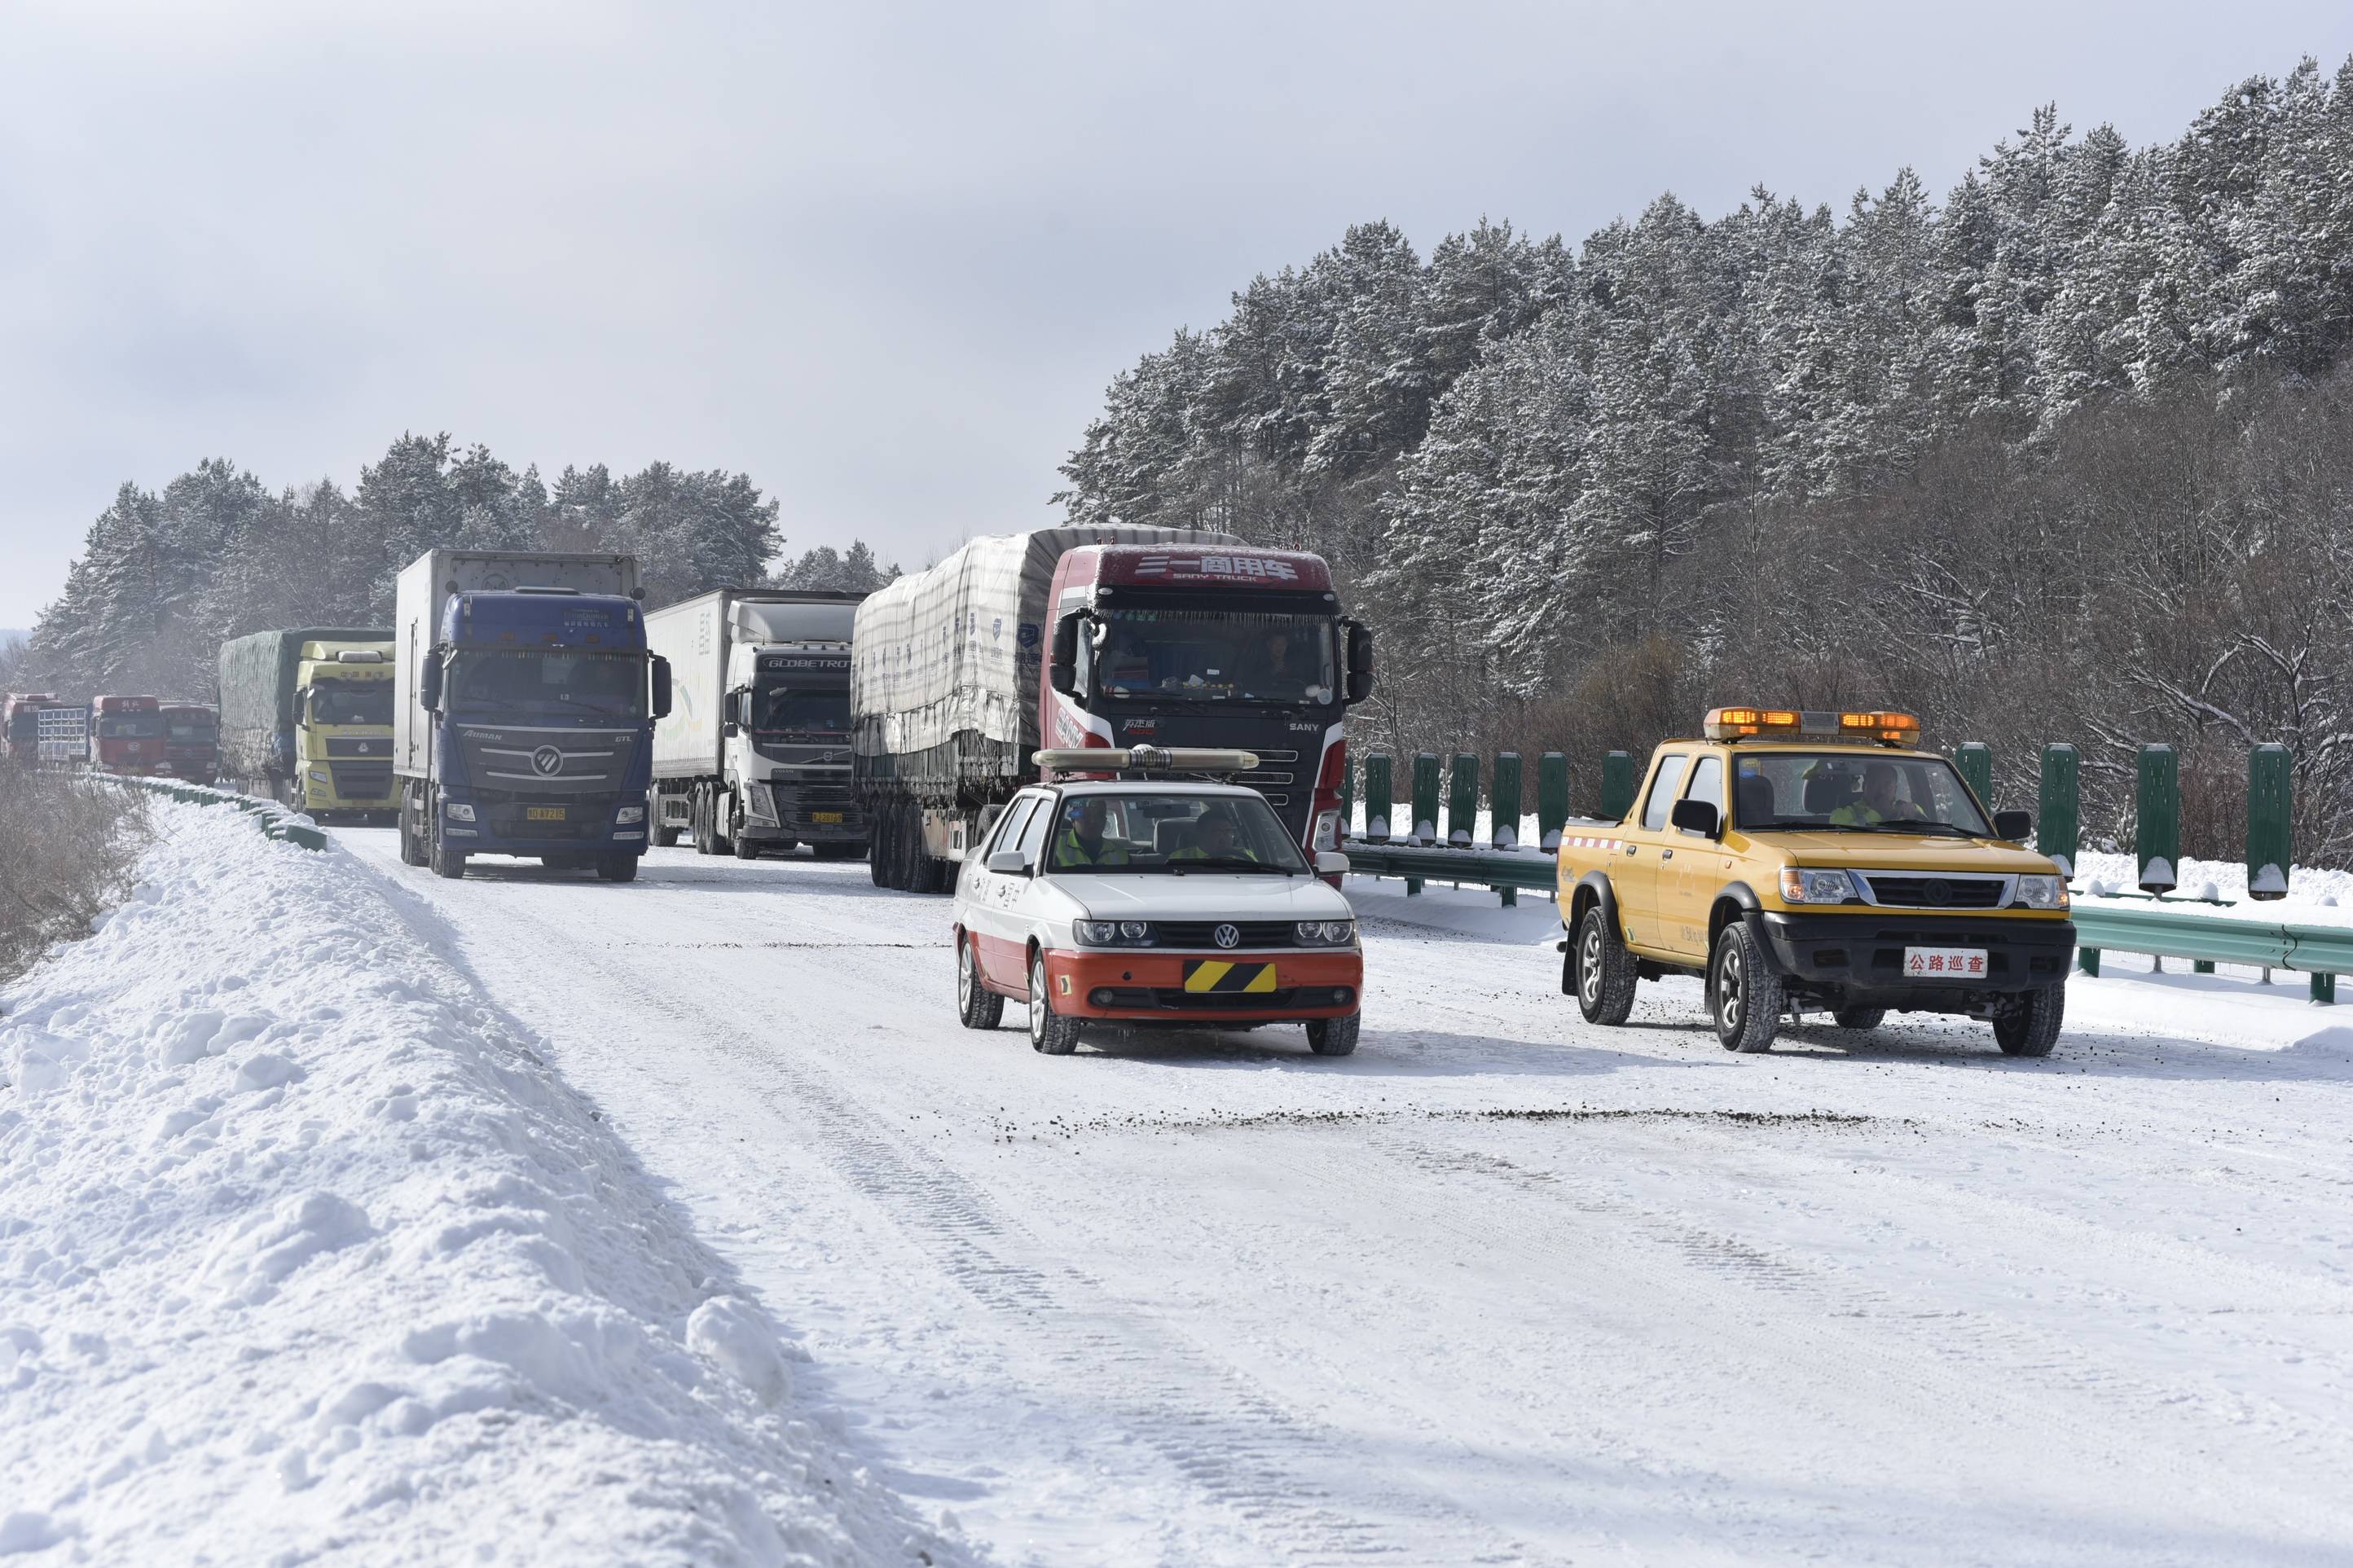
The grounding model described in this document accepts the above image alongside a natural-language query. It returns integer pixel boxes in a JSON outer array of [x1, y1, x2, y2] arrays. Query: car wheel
[[596, 853, 639, 883], [1305, 1013, 1360, 1056], [1027, 951, 1082, 1055], [1709, 920, 1783, 1052], [1832, 1006, 1886, 1031], [958, 936, 1005, 1030], [1994, 982, 2065, 1056], [1573, 906, 1638, 1026]]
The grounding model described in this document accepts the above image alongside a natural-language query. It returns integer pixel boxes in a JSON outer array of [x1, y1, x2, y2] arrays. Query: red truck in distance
[[4, 693, 62, 766], [159, 701, 221, 784], [89, 695, 167, 775]]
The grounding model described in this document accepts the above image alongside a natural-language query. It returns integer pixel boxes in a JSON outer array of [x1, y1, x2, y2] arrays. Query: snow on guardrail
[[0, 802, 966, 1566]]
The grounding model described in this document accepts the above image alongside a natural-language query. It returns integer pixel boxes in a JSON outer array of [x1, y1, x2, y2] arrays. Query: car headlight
[[2014, 874, 2069, 909], [1778, 867, 1856, 905], [445, 802, 477, 823], [617, 805, 644, 824], [1295, 920, 1355, 946], [1075, 920, 1155, 947]]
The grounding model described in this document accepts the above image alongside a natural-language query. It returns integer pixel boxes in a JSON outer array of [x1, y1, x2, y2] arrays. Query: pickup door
[[1656, 752, 1728, 960], [1616, 752, 1687, 952]]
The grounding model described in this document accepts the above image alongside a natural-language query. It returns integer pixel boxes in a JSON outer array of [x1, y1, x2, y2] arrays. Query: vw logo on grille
[[1213, 923, 1241, 949], [1923, 879, 1952, 907], [530, 745, 564, 776]]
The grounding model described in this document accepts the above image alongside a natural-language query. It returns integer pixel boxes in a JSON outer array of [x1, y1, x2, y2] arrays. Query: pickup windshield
[[310, 680, 394, 727], [1732, 752, 1992, 836], [1044, 792, 1308, 874], [1092, 609, 1335, 705], [451, 649, 648, 719]]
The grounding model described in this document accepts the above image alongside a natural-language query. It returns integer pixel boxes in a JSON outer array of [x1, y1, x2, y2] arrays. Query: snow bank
[[2071, 849, 2353, 924], [0, 803, 964, 1566]]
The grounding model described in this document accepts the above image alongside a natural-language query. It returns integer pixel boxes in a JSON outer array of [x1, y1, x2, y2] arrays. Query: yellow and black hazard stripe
[[1181, 959, 1278, 995]]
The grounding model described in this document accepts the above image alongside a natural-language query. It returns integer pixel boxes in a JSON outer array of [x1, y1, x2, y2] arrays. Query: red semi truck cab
[[159, 701, 221, 784], [1039, 543, 1374, 853], [4, 693, 60, 767], [89, 695, 167, 775]]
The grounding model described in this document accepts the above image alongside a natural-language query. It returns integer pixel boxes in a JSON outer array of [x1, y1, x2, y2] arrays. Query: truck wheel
[[1572, 906, 1638, 1026], [870, 806, 897, 887], [1994, 983, 2065, 1056], [957, 937, 1004, 1030], [1027, 952, 1083, 1056], [1305, 1013, 1360, 1056], [650, 789, 680, 847], [1709, 920, 1783, 1052], [906, 810, 942, 893], [1832, 1006, 1886, 1031], [731, 819, 761, 861], [690, 784, 712, 854], [596, 854, 640, 883], [429, 824, 468, 881], [398, 786, 429, 867], [710, 790, 735, 855]]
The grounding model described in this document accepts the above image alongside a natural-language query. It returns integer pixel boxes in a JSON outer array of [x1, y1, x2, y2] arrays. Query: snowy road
[[339, 830, 2353, 1566]]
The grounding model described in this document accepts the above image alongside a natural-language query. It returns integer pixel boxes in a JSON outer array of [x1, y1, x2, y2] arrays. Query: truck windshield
[[751, 684, 849, 733], [1044, 792, 1309, 874], [310, 680, 394, 727], [1732, 753, 1993, 837], [1093, 609, 1335, 705], [452, 649, 648, 718], [96, 714, 163, 738], [165, 715, 217, 742]]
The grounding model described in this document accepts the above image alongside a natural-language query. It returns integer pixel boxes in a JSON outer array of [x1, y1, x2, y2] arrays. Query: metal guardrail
[[99, 772, 328, 851]]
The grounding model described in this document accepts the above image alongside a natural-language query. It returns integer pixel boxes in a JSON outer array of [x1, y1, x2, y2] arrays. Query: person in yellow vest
[[1832, 762, 1904, 827], [1053, 797, 1129, 867], [1170, 809, 1257, 863]]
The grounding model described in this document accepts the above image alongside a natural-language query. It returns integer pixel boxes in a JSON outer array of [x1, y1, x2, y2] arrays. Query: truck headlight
[[308, 770, 330, 785], [2014, 875, 2069, 909], [1779, 867, 1857, 905], [1075, 920, 1155, 947], [1312, 809, 1340, 850], [1295, 920, 1355, 946], [617, 805, 644, 824], [446, 802, 477, 823]]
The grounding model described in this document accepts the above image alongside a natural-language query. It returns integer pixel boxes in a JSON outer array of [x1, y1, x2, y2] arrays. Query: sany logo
[[1134, 554, 1299, 582]]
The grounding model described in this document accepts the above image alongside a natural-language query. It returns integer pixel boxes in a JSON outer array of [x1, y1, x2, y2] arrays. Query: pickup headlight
[[617, 805, 644, 824], [1075, 920, 1155, 947], [1778, 867, 1857, 905], [1295, 920, 1356, 946], [2014, 874, 2069, 909], [445, 802, 477, 823]]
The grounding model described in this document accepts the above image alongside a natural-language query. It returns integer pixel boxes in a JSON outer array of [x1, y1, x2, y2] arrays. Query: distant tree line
[[4, 433, 899, 702], [1058, 58, 2353, 863]]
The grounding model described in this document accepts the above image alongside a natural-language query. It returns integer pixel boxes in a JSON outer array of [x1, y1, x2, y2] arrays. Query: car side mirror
[[1992, 809, 2033, 842], [1670, 798, 1720, 838], [1314, 850, 1349, 876], [419, 655, 443, 714], [1049, 614, 1080, 698], [987, 850, 1031, 876], [1344, 621, 1375, 705], [650, 656, 673, 720]]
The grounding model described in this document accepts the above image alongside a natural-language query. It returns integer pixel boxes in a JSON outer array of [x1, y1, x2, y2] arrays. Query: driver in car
[[1169, 808, 1257, 863], [1832, 761, 1907, 827]]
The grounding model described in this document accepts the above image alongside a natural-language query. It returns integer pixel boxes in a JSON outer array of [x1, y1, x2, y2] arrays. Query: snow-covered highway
[[341, 829, 2353, 1566]]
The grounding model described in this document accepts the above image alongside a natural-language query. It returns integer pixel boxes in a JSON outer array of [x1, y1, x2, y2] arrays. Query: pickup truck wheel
[[1305, 1013, 1360, 1056], [1710, 920, 1783, 1052], [1573, 907, 1638, 1026], [1027, 953, 1083, 1055], [429, 824, 467, 881], [1993, 982, 2065, 1056], [957, 938, 1005, 1030], [596, 853, 639, 883], [1832, 1006, 1886, 1031]]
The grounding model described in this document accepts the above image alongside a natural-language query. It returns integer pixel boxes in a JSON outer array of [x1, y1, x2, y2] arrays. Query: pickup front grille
[[1855, 873, 2008, 910]]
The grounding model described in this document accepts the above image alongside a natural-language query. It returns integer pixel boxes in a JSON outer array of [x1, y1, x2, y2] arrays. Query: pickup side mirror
[[650, 656, 673, 720], [1049, 614, 1081, 698], [1344, 621, 1375, 705], [419, 654, 444, 714], [986, 850, 1031, 876], [1991, 808, 2033, 842], [1670, 798, 1720, 838]]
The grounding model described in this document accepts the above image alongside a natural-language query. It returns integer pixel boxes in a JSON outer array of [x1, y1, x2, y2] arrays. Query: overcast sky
[[4, 1, 2350, 630]]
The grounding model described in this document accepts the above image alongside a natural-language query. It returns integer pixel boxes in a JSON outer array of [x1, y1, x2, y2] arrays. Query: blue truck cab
[[398, 584, 673, 881]]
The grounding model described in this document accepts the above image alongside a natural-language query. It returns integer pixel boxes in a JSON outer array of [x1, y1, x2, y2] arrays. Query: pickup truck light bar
[[1033, 746, 1261, 775], [1704, 708, 1923, 745]]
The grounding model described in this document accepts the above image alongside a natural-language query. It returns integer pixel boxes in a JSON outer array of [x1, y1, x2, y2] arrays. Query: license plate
[[811, 811, 844, 824], [1182, 960, 1277, 995], [1904, 946, 1987, 979], [527, 806, 565, 822]]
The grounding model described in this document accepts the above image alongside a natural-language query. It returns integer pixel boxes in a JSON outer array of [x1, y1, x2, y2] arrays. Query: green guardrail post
[[1490, 752, 1523, 905], [1600, 750, 1635, 822], [2313, 973, 2336, 1004], [1955, 742, 1993, 810], [1411, 753, 1440, 845], [1362, 753, 1394, 842], [2248, 743, 2291, 901], [2136, 744, 2179, 894], [1446, 753, 1479, 846], [2039, 744, 2079, 876], [2193, 959, 2215, 974], [1537, 752, 1568, 851]]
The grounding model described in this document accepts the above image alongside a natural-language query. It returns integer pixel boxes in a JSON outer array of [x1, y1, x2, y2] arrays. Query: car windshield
[[1044, 791, 1310, 873], [310, 679, 394, 726], [96, 712, 163, 738], [1092, 608, 1335, 705], [1731, 752, 1993, 837], [165, 714, 216, 741], [452, 649, 647, 718], [751, 683, 849, 733]]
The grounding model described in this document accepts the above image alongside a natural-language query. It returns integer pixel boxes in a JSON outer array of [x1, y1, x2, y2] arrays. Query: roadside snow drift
[[0, 802, 964, 1567]]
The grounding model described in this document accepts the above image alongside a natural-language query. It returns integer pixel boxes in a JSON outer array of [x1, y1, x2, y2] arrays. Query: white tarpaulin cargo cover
[[852, 526, 1238, 779]]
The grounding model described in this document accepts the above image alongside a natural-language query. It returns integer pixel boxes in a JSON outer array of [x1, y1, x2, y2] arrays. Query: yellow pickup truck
[[1557, 709, 2075, 1056]]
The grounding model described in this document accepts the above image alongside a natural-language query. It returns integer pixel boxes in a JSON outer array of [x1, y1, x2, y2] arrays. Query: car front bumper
[[1041, 947, 1363, 1021], [1756, 911, 2075, 995]]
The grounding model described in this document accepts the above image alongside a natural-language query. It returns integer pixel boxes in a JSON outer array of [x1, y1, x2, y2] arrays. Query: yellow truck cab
[[1556, 709, 2075, 1056]]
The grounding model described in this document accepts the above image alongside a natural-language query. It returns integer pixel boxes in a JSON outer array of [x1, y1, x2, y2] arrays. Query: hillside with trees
[[1058, 59, 2353, 861]]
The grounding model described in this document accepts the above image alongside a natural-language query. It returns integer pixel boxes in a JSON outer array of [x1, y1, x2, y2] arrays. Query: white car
[[950, 779, 1365, 1056]]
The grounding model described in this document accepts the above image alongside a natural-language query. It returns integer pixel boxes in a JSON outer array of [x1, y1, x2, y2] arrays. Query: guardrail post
[[1600, 750, 1635, 822], [2039, 744, 2079, 876], [2193, 960, 2215, 974], [1956, 742, 1993, 810], [1446, 753, 1478, 846], [2248, 743, 2291, 901], [1362, 753, 1393, 843], [1490, 752, 1522, 850], [1537, 753, 1568, 851], [2078, 946, 2100, 977], [2312, 973, 2335, 1005], [2137, 744, 2179, 894], [1411, 753, 1440, 845]]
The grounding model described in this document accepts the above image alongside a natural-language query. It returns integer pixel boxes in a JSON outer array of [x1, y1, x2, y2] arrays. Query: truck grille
[[459, 727, 636, 793], [329, 763, 394, 800], [324, 736, 391, 759]]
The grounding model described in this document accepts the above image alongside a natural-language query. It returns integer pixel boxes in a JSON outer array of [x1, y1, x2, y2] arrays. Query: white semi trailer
[[644, 589, 868, 860]]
